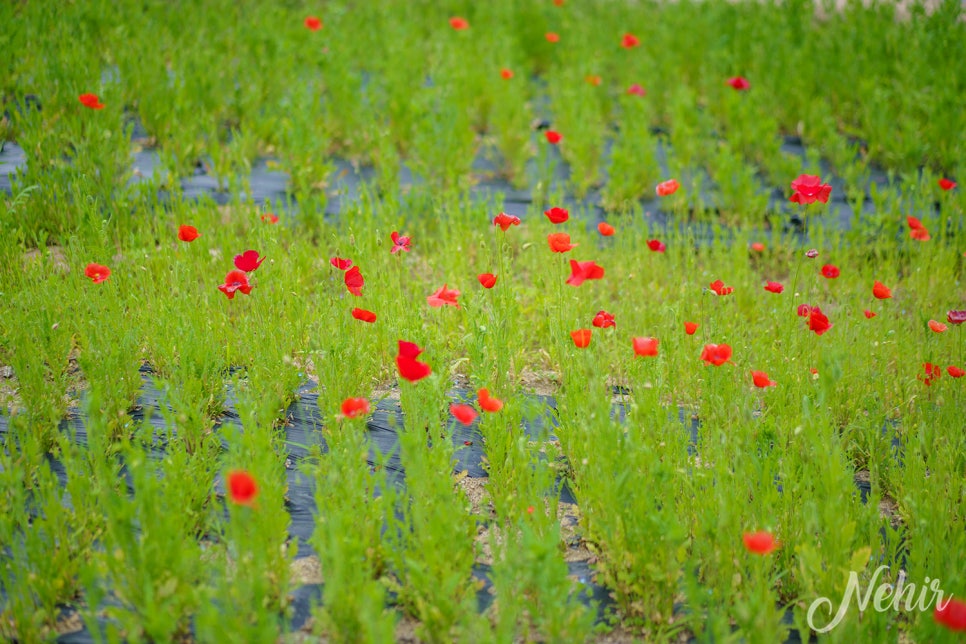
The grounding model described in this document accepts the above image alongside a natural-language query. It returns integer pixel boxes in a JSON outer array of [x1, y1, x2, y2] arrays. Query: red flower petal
[[451, 404, 478, 425], [620, 33, 640, 48], [449, 17, 469, 30], [566, 260, 605, 286], [234, 250, 264, 273], [632, 337, 659, 357], [85, 263, 111, 284], [597, 222, 615, 236], [571, 329, 592, 348], [351, 308, 376, 323], [548, 232, 577, 253], [726, 77, 750, 91], [478, 388, 504, 413], [304, 16, 323, 31], [330, 257, 353, 271], [684, 322, 699, 335], [928, 320, 947, 333], [493, 213, 521, 231], [341, 397, 370, 418], [78, 93, 105, 109], [743, 531, 778, 554], [427, 284, 460, 308], [751, 370, 777, 388], [344, 266, 364, 296], [477, 273, 497, 289], [764, 281, 784, 294], [544, 207, 569, 224], [700, 344, 732, 366], [592, 311, 615, 328], [545, 130, 562, 144], [396, 341, 431, 382], [821, 264, 840, 279], [656, 179, 680, 197], [938, 178, 957, 191], [872, 281, 891, 299], [178, 225, 199, 242], [227, 470, 258, 506]]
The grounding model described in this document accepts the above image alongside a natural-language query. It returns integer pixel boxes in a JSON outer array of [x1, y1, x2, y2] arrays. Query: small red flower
[[478, 273, 497, 289], [396, 340, 431, 383], [571, 329, 592, 348], [478, 388, 504, 413], [821, 264, 840, 279], [807, 307, 832, 335], [938, 178, 957, 191], [340, 397, 370, 419], [626, 84, 646, 97], [797, 304, 812, 317], [743, 531, 778, 555], [545, 206, 569, 224], [218, 269, 253, 299], [351, 308, 377, 323], [750, 242, 765, 252], [344, 266, 364, 296], [872, 281, 891, 299], [910, 227, 931, 241], [947, 366, 965, 378], [948, 310, 966, 325], [545, 130, 562, 144], [304, 16, 323, 31], [227, 470, 258, 506], [597, 222, 615, 236], [907, 215, 925, 230], [261, 213, 279, 224], [935, 597, 966, 631], [493, 213, 521, 231], [78, 93, 105, 109], [647, 239, 666, 253], [805, 248, 819, 258], [548, 232, 577, 253], [330, 257, 353, 271], [234, 250, 264, 272], [500, 68, 514, 80], [656, 179, 680, 197], [684, 321, 699, 335], [566, 260, 605, 286], [585, 74, 602, 86], [554, 0, 564, 5], [427, 284, 460, 308], [751, 371, 776, 388], [700, 344, 732, 366], [592, 311, 615, 328], [85, 263, 111, 284], [789, 174, 832, 204], [864, 310, 876, 319], [764, 281, 784, 294], [449, 17, 469, 30], [620, 33, 640, 48], [178, 225, 200, 242], [451, 404, 478, 425], [920, 362, 942, 386], [632, 337, 659, 357], [545, 32, 560, 43], [726, 76, 750, 91], [929, 320, 947, 333], [390, 231, 411, 254], [709, 279, 734, 296]]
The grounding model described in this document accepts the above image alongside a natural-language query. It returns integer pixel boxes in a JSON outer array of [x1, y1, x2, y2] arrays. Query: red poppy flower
[[907, 215, 925, 230], [632, 336, 659, 357], [585, 75, 601, 86], [218, 269, 253, 299], [647, 239, 666, 253], [656, 179, 680, 196], [621, 33, 640, 48], [571, 329, 592, 348], [920, 362, 942, 386], [396, 340, 431, 382], [344, 266, 364, 296], [910, 227, 931, 241], [684, 321, 699, 335], [261, 213, 279, 224], [751, 371, 777, 388], [478, 388, 504, 413], [500, 68, 514, 80], [178, 225, 200, 242], [928, 320, 947, 333], [545, 32, 560, 43], [545, 206, 569, 223], [554, 0, 564, 5], [626, 84, 646, 97], [351, 308, 376, 323], [390, 231, 411, 254], [805, 248, 819, 258], [85, 263, 111, 284], [789, 174, 832, 204], [427, 284, 460, 308], [597, 222, 615, 236], [872, 281, 891, 299], [592, 311, 615, 328], [948, 366, 965, 378], [751, 242, 765, 252], [709, 279, 734, 296], [493, 213, 521, 231], [807, 307, 832, 335], [478, 273, 497, 289], [764, 281, 784, 294], [451, 404, 477, 425], [938, 178, 957, 191], [548, 232, 577, 253], [330, 257, 353, 271], [78, 93, 105, 109], [304, 16, 323, 31], [935, 597, 966, 631], [566, 260, 605, 286], [700, 343, 732, 366], [797, 304, 812, 317], [545, 130, 562, 144], [449, 17, 469, 30], [821, 264, 840, 279], [234, 250, 264, 272], [948, 310, 966, 325], [227, 470, 258, 506], [864, 310, 876, 319], [340, 397, 370, 419], [743, 531, 778, 555], [726, 77, 750, 91]]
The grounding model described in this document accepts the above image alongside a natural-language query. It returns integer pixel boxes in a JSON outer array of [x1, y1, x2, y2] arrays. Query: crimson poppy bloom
[[351, 308, 376, 323], [500, 68, 514, 80], [330, 257, 353, 271], [948, 366, 965, 378], [797, 304, 812, 317], [344, 266, 364, 296], [948, 310, 966, 325], [821, 264, 840, 279], [304, 16, 322, 30], [85, 263, 111, 284], [935, 597, 966, 631], [910, 226, 931, 241], [478, 273, 497, 289], [626, 84, 646, 97], [789, 174, 832, 204], [920, 362, 942, 386], [427, 284, 460, 308], [451, 404, 477, 425], [764, 281, 784, 294], [592, 311, 615, 328], [743, 531, 778, 554], [751, 371, 776, 388], [907, 215, 925, 230], [647, 239, 666, 253], [78, 93, 105, 109], [807, 307, 832, 335], [340, 397, 370, 419], [478, 388, 504, 412], [390, 231, 411, 254], [709, 279, 734, 296], [227, 470, 258, 506], [566, 260, 605, 286], [218, 270, 253, 299], [938, 178, 957, 191], [684, 321, 699, 335], [928, 320, 947, 333], [805, 248, 819, 258], [234, 250, 264, 272], [598, 222, 615, 236], [656, 179, 680, 196], [751, 242, 765, 252], [571, 329, 592, 348], [872, 281, 891, 299], [700, 343, 732, 366], [178, 225, 199, 242], [545, 207, 569, 224], [261, 213, 279, 224], [864, 310, 876, 319], [449, 17, 469, 30], [545, 32, 560, 43], [396, 340, 431, 382], [585, 74, 601, 86], [548, 232, 577, 253], [632, 337, 659, 357], [726, 77, 750, 91], [493, 213, 521, 231], [620, 33, 640, 48], [545, 130, 562, 144]]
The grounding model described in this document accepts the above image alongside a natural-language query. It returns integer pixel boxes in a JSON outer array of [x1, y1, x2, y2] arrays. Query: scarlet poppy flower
[[261, 213, 279, 224], [935, 597, 966, 631], [178, 225, 200, 242], [548, 232, 577, 253], [709, 279, 734, 296], [545, 206, 569, 224], [234, 250, 264, 272], [566, 260, 605, 286], [427, 284, 460, 308], [632, 337, 659, 357], [807, 307, 832, 335], [864, 310, 876, 319], [726, 77, 750, 91], [910, 227, 931, 241], [764, 281, 784, 294], [545, 32, 560, 43], [545, 130, 562, 144], [821, 264, 840, 279], [478, 273, 497, 289], [571, 329, 592, 348], [907, 215, 925, 230], [85, 263, 111, 284], [938, 178, 957, 191], [872, 281, 891, 299], [597, 222, 615, 236], [396, 340, 431, 382], [920, 362, 942, 386], [218, 269, 253, 299], [743, 531, 778, 555], [390, 231, 411, 254], [227, 470, 258, 506], [700, 343, 732, 366], [493, 213, 521, 231], [478, 388, 504, 413], [78, 93, 105, 109], [789, 174, 832, 204], [684, 321, 699, 335], [656, 179, 680, 196], [751, 242, 765, 252], [351, 308, 376, 323], [928, 320, 947, 333], [340, 397, 370, 419], [500, 68, 514, 80], [948, 366, 965, 378], [304, 16, 323, 31], [344, 266, 364, 296], [797, 304, 811, 317], [751, 371, 777, 388], [805, 248, 819, 258], [451, 404, 477, 425], [592, 311, 615, 328], [449, 17, 469, 30], [647, 239, 666, 253], [585, 74, 602, 86], [621, 33, 640, 48], [330, 257, 353, 271], [626, 84, 646, 97], [948, 310, 966, 325]]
